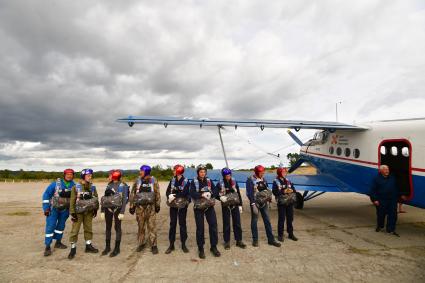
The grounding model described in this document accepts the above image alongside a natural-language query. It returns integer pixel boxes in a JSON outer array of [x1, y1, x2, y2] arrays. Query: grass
[[6, 211, 30, 216]]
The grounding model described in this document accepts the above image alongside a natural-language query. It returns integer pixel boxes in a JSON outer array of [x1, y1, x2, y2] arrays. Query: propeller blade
[[287, 130, 304, 146]]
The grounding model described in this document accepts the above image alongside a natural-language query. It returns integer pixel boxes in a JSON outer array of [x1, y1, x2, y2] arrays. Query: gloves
[[71, 213, 78, 222], [251, 203, 259, 216], [129, 207, 135, 215], [168, 194, 176, 203], [100, 212, 105, 220], [220, 196, 228, 203], [118, 213, 124, 220], [93, 210, 97, 218], [44, 208, 51, 217], [202, 192, 211, 199], [239, 206, 243, 214], [155, 206, 160, 213]]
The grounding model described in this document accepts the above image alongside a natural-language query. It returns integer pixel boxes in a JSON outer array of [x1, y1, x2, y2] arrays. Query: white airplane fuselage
[[300, 119, 425, 208]]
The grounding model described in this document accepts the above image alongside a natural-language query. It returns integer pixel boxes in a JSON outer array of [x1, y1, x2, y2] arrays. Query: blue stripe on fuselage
[[301, 153, 425, 209]]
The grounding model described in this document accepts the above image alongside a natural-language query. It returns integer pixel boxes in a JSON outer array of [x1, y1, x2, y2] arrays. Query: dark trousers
[[169, 207, 188, 244], [194, 207, 218, 249], [105, 209, 122, 241], [251, 205, 275, 243], [376, 199, 398, 232], [222, 205, 242, 242], [277, 204, 294, 237]]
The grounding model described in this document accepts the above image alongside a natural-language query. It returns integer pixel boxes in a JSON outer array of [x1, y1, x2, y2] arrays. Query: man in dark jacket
[[370, 165, 406, 236]]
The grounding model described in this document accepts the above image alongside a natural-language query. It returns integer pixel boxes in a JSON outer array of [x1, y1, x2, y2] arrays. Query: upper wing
[[117, 115, 367, 131]]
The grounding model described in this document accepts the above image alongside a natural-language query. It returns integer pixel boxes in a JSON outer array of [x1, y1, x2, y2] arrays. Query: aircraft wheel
[[295, 192, 304, 210]]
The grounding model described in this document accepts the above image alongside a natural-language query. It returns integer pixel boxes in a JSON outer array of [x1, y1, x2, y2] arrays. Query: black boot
[[165, 243, 175, 254], [268, 240, 281, 247], [288, 234, 298, 241], [68, 247, 76, 260], [210, 246, 221, 257], [236, 241, 247, 249], [198, 248, 205, 259], [136, 243, 146, 252], [54, 240, 67, 249], [110, 241, 120, 257], [224, 242, 230, 250], [151, 246, 159, 255], [101, 240, 111, 256], [181, 242, 189, 253], [252, 240, 259, 247], [278, 235, 284, 242], [44, 246, 52, 257], [85, 243, 99, 253]]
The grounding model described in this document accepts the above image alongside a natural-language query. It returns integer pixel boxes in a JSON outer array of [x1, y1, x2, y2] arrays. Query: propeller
[[287, 130, 304, 146]]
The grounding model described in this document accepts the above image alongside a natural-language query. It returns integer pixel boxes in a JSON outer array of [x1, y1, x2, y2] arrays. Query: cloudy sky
[[0, 0, 424, 171]]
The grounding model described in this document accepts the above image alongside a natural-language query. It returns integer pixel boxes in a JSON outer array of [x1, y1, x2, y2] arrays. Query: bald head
[[379, 165, 390, 177]]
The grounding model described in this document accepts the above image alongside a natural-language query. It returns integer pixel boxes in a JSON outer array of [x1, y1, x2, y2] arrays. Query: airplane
[[117, 115, 425, 209]]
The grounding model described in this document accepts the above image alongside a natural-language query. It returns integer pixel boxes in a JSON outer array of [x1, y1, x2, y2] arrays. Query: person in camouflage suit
[[68, 168, 99, 259], [129, 165, 161, 254]]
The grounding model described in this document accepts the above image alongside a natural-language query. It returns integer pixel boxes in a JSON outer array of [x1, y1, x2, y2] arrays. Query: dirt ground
[[0, 181, 424, 283]]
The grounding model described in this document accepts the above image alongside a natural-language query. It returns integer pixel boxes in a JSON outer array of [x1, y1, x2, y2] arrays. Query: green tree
[[205, 163, 213, 170], [287, 153, 300, 167]]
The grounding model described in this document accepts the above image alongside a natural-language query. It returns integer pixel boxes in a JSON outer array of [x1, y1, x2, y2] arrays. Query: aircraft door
[[378, 139, 413, 198]]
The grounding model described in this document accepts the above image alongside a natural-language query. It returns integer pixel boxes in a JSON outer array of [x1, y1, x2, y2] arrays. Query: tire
[[295, 192, 304, 210]]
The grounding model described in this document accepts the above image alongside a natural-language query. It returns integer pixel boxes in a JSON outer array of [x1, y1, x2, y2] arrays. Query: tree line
[[0, 154, 300, 181]]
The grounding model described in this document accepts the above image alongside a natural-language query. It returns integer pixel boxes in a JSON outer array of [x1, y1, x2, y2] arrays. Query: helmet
[[80, 168, 94, 179], [63, 168, 74, 175], [111, 170, 122, 181], [276, 167, 287, 178], [173, 164, 185, 176], [221, 167, 232, 177], [196, 164, 207, 174], [140, 165, 151, 176], [254, 165, 265, 176]]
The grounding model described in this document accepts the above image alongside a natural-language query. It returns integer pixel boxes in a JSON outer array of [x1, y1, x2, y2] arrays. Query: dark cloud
[[0, 1, 424, 169]]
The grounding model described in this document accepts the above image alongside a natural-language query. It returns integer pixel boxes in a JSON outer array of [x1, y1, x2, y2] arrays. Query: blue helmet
[[140, 165, 151, 176], [221, 167, 232, 177], [80, 168, 94, 179]]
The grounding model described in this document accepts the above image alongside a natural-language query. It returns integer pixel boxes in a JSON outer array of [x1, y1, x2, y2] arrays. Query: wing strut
[[217, 126, 229, 168]]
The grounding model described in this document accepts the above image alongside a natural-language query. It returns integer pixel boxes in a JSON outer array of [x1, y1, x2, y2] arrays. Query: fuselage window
[[345, 148, 351, 157], [380, 145, 387, 155], [329, 146, 334, 154], [336, 147, 342, 156], [391, 146, 398, 156], [353, 149, 360, 158], [401, 147, 409, 157]]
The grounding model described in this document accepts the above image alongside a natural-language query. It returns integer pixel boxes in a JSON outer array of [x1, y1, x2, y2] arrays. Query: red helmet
[[111, 170, 122, 181], [254, 165, 265, 176], [277, 167, 287, 178], [173, 164, 184, 176], [63, 169, 74, 175]]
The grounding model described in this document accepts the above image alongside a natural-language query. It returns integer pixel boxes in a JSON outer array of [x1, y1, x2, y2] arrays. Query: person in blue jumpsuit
[[370, 165, 406, 236], [190, 165, 221, 259], [42, 168, 75, 256]]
